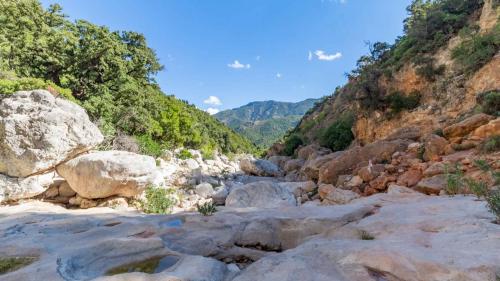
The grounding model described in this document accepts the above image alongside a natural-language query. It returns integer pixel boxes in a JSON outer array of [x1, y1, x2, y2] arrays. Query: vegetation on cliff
[[282, 0, 498, 152], [0, 0, 256, 156]]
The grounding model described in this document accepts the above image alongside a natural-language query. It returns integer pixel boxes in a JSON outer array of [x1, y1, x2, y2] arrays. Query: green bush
[[486, 190, 500, 224], [136, 135, 165, 157], [0, 77, 76, 102], [452, 30, 499, 74], [477, 91, 500, 116], [445, 164, 464, 196], [319, 113, 355, 152], [283, 134, 303, 156], [480, 135, 500, 153], [358, 230, 375, 240], [197, 201, 217, 216], [387, 91, 421, 114], [177, 149, 193, 160], [141, 186, 177, 214], [0, 257, 37, 275]]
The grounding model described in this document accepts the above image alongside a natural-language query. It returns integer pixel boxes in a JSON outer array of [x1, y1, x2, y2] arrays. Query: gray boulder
[[0, 90, 103, 177], [240, 159, 282, 177], [225, 181, 296, 208], [0, 171, 57, 202]]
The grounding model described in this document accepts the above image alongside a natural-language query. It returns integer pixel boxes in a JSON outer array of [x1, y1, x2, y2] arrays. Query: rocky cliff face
[[287, 0, 499, 148]]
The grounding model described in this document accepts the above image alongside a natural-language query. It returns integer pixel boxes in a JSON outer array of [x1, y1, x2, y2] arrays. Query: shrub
[[0, 257, 37, 275], [387, 91, 421, 114], [0, 77, 76, 102], [479, 135, 500, 153], [177, 149, 194, 160], [486, 190, 500, 224], [477, 91, 500, 116], [445, 164, 464, 196], [415, 57, 445, 81], [433, 128, 444, 137], [136, 135, 164, 157], [452, 31, 499, 74], [358, 230, 375, 240], [141, 186, 177, 214], [465, 178, 488, 199], [319, 113, 355, 152], [197, 201, 217, 216], [283, 134, 303, 156]]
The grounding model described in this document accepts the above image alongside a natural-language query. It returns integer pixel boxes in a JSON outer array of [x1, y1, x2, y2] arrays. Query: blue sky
[[41, 0, 412, 113]]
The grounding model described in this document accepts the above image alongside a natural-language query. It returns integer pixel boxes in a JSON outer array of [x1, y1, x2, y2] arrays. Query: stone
[[44, 185, 59, 198], [472, 118, 500, 139], [357, 164, 385, 182], [211, 186, 229, 205], [56, 151, 158, 199], [443, 113, 494, 138], [384, 126, 423, 141], [0, 171, 57, 202], [423, 134, 449, 161], [267, 156, 290, 169], [184, 158, 200, 170], [415, 174, 447, 195], [322, 188, 360, 205], [58, 181, 76, 197], [318, 184, 335, 199], [369, 174, 396, 191], [0, 90, 103, 178], [387, 184, 419, 195], [226, 181, 296, 208], [283, 159, 305, 173], [194, 183, 215, 198], [423, 162, 453, 177], [297, 144, 321, 160], [277, 181, 316, 197], [396, 169, 422, 187], [112, 133, 140, 153], [345, 175, 363, 188], [301, 151, 344, 181], [239, 159, 282, 177], [319, 140, 409, 184]]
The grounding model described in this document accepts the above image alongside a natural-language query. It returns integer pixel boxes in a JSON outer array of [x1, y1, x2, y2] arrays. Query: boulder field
[[0, 90, 499, 280]]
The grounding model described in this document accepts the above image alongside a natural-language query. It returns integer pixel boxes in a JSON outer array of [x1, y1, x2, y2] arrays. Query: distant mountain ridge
[[215, 98, 321, 148]]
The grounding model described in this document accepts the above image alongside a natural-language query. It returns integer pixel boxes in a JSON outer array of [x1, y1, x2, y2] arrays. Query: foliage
[[479, 135, 500, 153], [136, 135, 165, 157], [197, 201, 217, 216], [387, 91, 422, 114], [0, 76, 75, 102], [445, 164, 464, 195], [465, 178, 488, 199], [177, 149, 193, 160], [486, 190, 500, 224], [415, 57, 445, 81], [0, 0, 256, 156], [106, 256, 164, 275], [477, 91, 500, 116], [358, 230, 375, 240], [319, 113, 355, 152], [283, 134, 304, 156], [452, 26, 499, 74], [141, 186, 177, 214], [0, 257, 37, 275]]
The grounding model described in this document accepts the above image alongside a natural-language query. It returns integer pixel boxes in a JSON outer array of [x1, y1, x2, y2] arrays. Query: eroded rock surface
[[0, 191, 498, 281]]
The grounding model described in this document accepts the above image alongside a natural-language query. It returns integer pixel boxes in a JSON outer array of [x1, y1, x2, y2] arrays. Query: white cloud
[[276, 73, 282, 78], [206, 108, 220, 115], [203, 95, 222, 106], [308, 51, 313, 61], [314, 50, 342, 61], [227, 60, 251, 69]]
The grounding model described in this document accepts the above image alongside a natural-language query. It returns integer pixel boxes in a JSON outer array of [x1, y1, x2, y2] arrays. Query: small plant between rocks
[[197, 201, 217, 216], [0, 257, 38, 275], [141, 186, 177, 214], [358, 230, 375, 240]]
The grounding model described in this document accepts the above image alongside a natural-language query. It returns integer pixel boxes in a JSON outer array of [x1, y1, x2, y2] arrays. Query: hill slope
[[278, 0, 499, 156], [215, 99, 321, 148], [0, 0, 256, 157]]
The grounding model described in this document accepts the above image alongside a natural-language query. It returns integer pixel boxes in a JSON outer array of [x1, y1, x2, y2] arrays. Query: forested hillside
[[0, 0, 256, 157], [280, 0, 499, 155], [215, 99, 320, 148]]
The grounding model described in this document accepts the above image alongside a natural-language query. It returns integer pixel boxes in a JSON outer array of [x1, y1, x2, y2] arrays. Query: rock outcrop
[[56, 151, 159, 199], [239, 158, 283, 177], [0, 90, 103, 178]]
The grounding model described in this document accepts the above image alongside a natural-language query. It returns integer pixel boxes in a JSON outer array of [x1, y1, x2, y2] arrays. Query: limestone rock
[[0, 171, 57, 202], [423, 134, 449, 161], [301, 151, 344, 181], [57, 151, 158, 199], [322, 188, 360, 205], [472, 118, 500, 139], [0, 90, 103, 177], [58, 181, 76, 198], [443, 113, 494, 139], [194, 183, 215, 198], [225, 181, 296, 208], [396, 169, 422, 187], [415, 174, 447, 195], [283, 159, 304, 173], [239, 159, 282, 177], [319, 140, 409, 184]]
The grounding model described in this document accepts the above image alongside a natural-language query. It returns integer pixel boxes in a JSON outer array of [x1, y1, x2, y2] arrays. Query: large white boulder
[[56, 151, 158, 199], [239, 158, 282, 177], [0, 90, 103, 177], [225, 181, 296, 208], [0, 171, 57, 202]]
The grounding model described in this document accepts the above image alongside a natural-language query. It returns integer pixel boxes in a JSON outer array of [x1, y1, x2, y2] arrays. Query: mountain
[[215, 98, 321, 148], [278, 0, 499, 156], [0, 0, 256, 157]]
